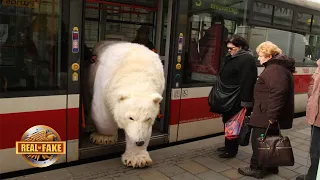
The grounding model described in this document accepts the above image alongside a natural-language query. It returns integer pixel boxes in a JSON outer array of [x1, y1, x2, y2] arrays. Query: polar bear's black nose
[[136, 141, 144, 146]]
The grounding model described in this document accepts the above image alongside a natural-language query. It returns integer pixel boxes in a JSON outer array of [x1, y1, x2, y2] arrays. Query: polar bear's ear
[[117, 92, 129, 102], [150, 93, 163, 104]]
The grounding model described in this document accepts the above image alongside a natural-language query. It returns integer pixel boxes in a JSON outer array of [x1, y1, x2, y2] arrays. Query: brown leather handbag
[[257, 123, 295, 167]]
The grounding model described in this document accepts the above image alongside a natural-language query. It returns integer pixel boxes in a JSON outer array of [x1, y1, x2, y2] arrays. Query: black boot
[[238, 167, 267, 179], [217, 147, 225, 152], [267, 167, 279, 174]]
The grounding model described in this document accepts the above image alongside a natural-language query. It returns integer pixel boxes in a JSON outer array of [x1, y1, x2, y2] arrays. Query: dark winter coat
[[218, 49, 258, 122], [249, 54, 295, 129]]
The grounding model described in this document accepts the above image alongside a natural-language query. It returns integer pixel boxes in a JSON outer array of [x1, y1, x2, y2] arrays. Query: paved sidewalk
[[6, 117, 312, 180]]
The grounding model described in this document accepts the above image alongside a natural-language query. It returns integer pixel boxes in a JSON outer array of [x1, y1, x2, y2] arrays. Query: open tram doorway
[[78, 0, 173, 159]]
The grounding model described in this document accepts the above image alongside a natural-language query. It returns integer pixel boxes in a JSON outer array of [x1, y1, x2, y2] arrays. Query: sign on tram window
[[2, 0, 39, 9], [192, 0, 241, 15]]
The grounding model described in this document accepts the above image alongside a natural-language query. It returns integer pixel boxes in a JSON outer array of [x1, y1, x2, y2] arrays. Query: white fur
[[88, 42, 165, 167]]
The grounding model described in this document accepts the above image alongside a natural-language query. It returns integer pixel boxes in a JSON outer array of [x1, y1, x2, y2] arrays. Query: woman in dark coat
[[210, 35, 258, 158], [238, 41, 295, 178]]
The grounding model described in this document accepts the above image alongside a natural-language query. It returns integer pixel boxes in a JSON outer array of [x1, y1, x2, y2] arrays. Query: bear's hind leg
[[121, 129, 152, 168], [89, 114, 118, 145], [90, 131, 118, 145]]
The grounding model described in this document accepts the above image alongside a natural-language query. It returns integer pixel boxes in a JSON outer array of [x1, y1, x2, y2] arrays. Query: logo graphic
[[16, 125, 66, 168]]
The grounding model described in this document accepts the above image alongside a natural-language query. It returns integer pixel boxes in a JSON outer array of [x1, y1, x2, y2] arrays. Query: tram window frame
[[160, 0, 169, 56], [312, 15, 320, 34], [0, 1, 69, 98]]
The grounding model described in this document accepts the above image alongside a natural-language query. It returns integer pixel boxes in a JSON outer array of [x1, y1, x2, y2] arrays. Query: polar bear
[[83, 41, 165, 168]]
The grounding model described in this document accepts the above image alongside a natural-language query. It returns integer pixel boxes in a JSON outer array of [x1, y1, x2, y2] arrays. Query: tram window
[[244, 26, 319, 64], [186, 13, 229, 83], [185, 0, 248, 84], [296, 13, 312, 31], [85, 2, 100, 19], [273, 6, 293, 27], [84, 2, 156, 50], [312, 15, 320, 33], [85, 21, 99, 48], [253, 2, 273, 24], [0, 1, 64, 96], [305, 34, 320, 61], [224, 20, 237, 36]]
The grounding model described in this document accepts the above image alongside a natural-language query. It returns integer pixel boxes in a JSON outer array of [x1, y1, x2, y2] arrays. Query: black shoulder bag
[[208, 76, 240, 114]]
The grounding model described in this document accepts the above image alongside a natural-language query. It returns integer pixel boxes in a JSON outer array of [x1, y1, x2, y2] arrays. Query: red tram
[[0, 0, 318, 174]]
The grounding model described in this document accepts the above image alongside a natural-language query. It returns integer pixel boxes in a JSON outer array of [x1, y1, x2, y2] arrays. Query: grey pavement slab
[[138, 170, 171, 180], [177, 160, 209, 175], [193, 156, 232, 172], [157, 165, 186, 177], [171, 172, 201, 180], [197, 170, 230, 180], [4, 116, 313, 180]]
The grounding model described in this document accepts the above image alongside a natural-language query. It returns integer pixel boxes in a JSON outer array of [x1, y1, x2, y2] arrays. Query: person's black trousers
[[305, 125, 320, 180], [223, 113, 239, 156]]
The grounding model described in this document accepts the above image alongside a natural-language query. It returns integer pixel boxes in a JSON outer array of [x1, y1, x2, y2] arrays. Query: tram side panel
[[169, 66, 314, 142], [0, 95, 79, 173], [0, 67, 314, 173]]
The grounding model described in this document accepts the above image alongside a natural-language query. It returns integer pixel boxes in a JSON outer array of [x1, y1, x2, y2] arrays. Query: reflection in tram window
[[184, 0, 320, 85], [297, 13, 312, 31], [237, 26, 320, 64], [132, 25, 155, 50], [250, 2, 319, 66], [185, 0, 246, 84], [84, 0, 157, 51], [0, 1, 63, 94]]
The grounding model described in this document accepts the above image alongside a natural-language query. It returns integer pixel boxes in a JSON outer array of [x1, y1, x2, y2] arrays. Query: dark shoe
[[238, 167, 267, 179], [217, 147, 225, 152], [267, 167, 279, 174], [218, 152, 236, 158]]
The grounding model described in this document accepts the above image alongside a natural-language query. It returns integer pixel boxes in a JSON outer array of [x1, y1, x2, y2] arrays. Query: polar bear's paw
[[89, 132, 118, 145], [121, 151, 152, 168]]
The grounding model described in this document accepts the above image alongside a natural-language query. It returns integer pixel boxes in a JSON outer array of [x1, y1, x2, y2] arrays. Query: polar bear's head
[[114, 92, 163, 147]]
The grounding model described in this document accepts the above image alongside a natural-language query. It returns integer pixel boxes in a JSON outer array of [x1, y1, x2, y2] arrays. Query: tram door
[[74, 0, 173, 159]]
